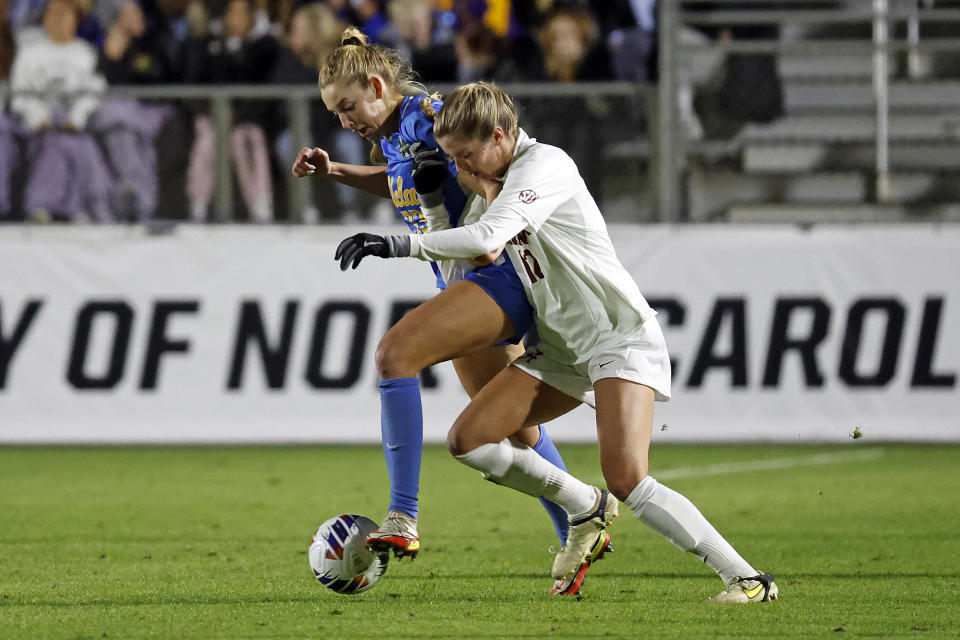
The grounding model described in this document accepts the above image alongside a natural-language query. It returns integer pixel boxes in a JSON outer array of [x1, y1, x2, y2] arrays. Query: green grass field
[[1, 443, 958, 639]]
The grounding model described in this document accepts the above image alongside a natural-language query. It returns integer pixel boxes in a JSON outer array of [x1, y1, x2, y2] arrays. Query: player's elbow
[[469, 224, 511, 257]]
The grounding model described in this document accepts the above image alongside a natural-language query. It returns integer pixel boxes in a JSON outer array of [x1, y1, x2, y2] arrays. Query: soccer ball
[[308, 514, 387, 594]]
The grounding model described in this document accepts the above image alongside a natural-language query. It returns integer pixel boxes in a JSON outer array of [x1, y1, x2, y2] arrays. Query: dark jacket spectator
[[530, 5, 612, 82], [0, 5, 13, 79], [99, 0, 181, 84], [453, 20, 512, 82], [184, 0, 278, 223], [192, 0, 280, 123], [380, 0, 457, 83]]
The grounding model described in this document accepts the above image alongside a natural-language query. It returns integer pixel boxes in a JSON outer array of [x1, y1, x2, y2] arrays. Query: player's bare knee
[[447, 415, 485, 456], [375, 333, 415, 379], [605, 472, 649, 502], [446, 425, 469, 457], [600, 455, 649, 500]]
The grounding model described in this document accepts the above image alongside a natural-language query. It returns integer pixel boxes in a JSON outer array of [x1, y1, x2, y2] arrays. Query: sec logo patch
[[519, 190, 538, 204]]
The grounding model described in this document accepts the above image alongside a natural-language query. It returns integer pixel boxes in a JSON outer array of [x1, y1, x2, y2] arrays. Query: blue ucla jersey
[[380, 95, 466, 289]]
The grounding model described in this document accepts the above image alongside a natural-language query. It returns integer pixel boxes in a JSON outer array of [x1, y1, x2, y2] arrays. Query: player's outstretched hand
[[336, 233, 389, 270], [335, 233, 410, 270], [292, 147, 332, 178], [410, 142, 449, 194]]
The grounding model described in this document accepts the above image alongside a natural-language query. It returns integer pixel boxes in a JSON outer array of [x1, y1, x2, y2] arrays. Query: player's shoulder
[[398, 95, 440, 146], [530, 140, 575, 165], [514, 137, 578, 177], [398, 96, 428, 127]]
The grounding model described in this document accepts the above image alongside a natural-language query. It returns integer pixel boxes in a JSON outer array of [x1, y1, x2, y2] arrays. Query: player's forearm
[[408, 212, 527, 261], [466, 246, 505, 266], [420, 201, 451, 232], [326, 162, 391, 199]]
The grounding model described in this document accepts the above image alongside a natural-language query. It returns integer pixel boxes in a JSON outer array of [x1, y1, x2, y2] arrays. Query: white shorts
[[512, 317, 672, 408]]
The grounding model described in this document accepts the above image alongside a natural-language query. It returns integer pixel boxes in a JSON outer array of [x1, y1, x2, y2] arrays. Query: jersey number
[[518, 249, 544, 283]]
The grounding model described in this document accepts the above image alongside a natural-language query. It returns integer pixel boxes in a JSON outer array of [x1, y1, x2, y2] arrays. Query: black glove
[[335, 233, 410, 271], [410, 141, 450, 196]]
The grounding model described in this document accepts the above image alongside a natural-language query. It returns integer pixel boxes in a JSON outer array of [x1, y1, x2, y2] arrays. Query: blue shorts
[[465, 261, 535, 345]]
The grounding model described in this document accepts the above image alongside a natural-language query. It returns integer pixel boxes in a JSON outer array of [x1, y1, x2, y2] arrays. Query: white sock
[[625, 476, 756, 585], [457, 440, 597, 518]]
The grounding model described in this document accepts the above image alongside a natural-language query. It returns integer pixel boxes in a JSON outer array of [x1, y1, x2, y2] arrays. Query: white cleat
[[365, 511, 421, 560], [551, 488, 619, 583], [708, 573, 779, 603], [550, 529, 613, 596]]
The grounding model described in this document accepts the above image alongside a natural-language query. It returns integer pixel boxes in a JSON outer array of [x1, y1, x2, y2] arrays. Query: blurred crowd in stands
[[0, 0, 659, 223]]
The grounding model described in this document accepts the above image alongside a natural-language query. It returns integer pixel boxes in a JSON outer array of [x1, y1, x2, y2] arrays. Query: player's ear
[[492, 126, 504, 145], [369, 75, 384, 99]]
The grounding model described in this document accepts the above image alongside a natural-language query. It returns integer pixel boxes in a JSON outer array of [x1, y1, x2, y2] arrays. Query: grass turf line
[[0, 444, 958, 639]]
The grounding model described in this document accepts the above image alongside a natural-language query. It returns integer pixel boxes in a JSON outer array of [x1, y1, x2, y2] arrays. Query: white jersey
[[410, 129, 656, 365], [421, 191, 502, 287]]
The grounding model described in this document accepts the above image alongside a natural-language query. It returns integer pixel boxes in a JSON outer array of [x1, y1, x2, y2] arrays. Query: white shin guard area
[[456, 439, 596, 516], [625, 476, 756, 585]]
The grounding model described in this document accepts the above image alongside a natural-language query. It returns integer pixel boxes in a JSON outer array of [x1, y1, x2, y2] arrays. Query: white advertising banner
[[0, 225, 957, 443]]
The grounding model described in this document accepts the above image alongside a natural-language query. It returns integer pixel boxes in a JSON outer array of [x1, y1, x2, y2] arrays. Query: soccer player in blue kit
[[291, 29, 580, 580]]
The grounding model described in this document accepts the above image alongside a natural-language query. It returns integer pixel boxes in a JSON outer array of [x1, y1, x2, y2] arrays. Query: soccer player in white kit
[[335, 82, 779, 602]]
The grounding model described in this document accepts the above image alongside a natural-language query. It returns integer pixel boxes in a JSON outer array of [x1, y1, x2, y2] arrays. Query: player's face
[[437, 128, 512, 180], [321, 77, 390, 141]]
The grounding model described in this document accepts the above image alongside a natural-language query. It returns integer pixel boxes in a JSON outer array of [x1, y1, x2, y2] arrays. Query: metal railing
[[660, 0, 960, 220], [6, 2, 960, 223], [874, 0, 891, 201], [106, 83, 319, 222], [2, 82, 654, 223]]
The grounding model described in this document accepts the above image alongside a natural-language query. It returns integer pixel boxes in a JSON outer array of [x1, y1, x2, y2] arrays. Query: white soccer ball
[[308, 514, 387, 594]]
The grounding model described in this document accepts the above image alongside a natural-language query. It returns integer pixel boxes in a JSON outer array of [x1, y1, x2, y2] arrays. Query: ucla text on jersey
[[380, 95, 467, 287]]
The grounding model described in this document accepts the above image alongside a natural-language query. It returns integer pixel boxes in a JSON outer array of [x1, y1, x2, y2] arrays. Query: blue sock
[[378, 377, 423, 520], [532, 425, 570, 544]]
